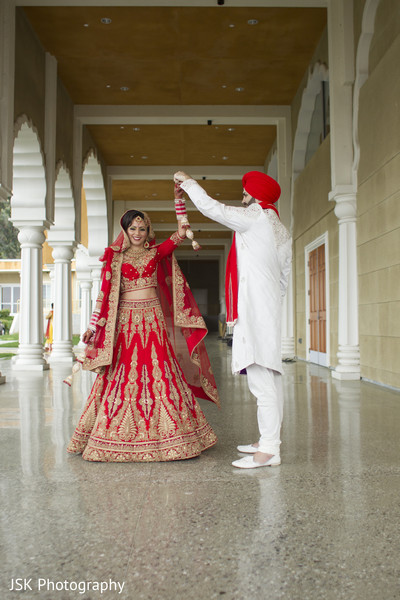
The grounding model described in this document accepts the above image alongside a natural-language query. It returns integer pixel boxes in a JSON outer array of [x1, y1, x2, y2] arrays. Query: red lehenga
[[67, 225, 219, 462]]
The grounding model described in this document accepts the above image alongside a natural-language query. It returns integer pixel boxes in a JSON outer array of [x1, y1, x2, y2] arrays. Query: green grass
[[0, 353, 14, 360], [0, 333, 18, 341], [0, 333, 81, 347]]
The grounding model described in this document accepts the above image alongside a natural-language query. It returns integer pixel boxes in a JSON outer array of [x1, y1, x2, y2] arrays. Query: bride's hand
[[174, 171, 191, 184], [82, 329, 93, 344]]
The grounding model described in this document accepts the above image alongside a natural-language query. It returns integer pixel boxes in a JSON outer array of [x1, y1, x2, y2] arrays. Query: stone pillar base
[[13, 361, 49, 372], [332, 367, 360, 381], [48, 341, 75, 364], [48, 354, 75, 365], [332, 344, 360, 380], [281, 337, 295, 360]]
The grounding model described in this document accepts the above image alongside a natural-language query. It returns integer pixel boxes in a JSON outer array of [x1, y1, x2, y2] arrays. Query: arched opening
[[12, 120, 47, 221], [82, 152, 108, 260], [75, 151, 108, 344], [11, 118, 49, 369], [46, 164, 76, 362], [292, 61, 329, 181]]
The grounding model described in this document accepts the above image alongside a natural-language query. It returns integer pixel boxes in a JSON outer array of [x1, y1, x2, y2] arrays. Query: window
[[0, 285, 20, 314]]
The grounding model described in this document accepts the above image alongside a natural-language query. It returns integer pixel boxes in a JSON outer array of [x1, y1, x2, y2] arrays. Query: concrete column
[[91, 265, 102, 304], [281, 270, 295, 359], [332, 193, 360, 379], [78, 279, 92, 347], [276, 112, 295, 359], [48, 245, 75, 364], [328, 0, 360, 380], [13, 225, 49, 371]]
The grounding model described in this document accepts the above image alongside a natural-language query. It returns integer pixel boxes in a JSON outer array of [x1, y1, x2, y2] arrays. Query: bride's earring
[[144, 240, 150, 249]]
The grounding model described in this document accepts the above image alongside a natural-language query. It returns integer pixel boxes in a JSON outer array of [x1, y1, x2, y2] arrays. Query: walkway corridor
[[0, 336, 399, 600]]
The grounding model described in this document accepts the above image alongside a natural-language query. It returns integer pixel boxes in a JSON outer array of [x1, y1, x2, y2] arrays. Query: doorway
[[305, 234, 329, 367]]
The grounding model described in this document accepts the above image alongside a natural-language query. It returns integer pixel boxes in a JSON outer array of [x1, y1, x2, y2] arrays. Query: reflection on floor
[[0, 335, 399, 600]]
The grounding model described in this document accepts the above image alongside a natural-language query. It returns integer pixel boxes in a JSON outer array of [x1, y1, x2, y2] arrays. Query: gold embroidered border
[[80, 423, 217, 462], [83, 251, 122, 372]]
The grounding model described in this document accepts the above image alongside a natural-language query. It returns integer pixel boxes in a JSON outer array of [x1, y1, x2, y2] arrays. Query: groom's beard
[[242, 197, 256, 208]]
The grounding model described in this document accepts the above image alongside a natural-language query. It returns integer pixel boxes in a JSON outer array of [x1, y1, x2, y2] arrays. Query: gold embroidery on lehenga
[[125, 346, 138, 399], [151, 343, 167, 402], [107, 362, 125, 419], [164, 362, 181, 411], [158, 403, 176, 438], [139, 364, 153, 420], [118, 405, 138, 441], [172, 358, 194, 409]]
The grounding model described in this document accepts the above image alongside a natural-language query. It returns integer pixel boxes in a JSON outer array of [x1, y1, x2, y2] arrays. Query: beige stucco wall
[[292, 136, 337, 364], [356, 1, 400, 388], [0, 272, 20, 285]]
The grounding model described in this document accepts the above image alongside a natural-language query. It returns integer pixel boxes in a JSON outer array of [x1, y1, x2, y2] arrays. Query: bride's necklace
[[123, 246, 150, 275], [124, 246, 148, 257]]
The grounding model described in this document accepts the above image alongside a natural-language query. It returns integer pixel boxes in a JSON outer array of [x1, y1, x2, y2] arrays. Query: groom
[[174, 170, 292, 468]]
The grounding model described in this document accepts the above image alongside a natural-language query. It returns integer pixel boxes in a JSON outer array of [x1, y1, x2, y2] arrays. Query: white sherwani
[[180, 179, 292, 375]]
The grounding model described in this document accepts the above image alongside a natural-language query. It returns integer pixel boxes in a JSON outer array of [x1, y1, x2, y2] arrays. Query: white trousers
[[246, 364, 283, 456]]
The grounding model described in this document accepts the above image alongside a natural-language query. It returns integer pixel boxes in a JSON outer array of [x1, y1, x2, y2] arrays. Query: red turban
[[242, 171, 281, 208]]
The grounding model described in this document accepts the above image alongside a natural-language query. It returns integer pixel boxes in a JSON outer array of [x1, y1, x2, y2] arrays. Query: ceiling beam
[[108, 166, 263, 179], [17, 1, 327, 8], [75, 105, 290, 126], [137, 222, 230, 232], [112, 200, 240, 210]]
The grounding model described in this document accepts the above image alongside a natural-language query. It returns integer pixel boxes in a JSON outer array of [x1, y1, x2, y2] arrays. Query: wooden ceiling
[[23, 3, 327, 251]]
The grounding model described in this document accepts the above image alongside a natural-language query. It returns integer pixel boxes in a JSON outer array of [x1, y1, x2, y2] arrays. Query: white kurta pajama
[[180, 179, 292, 456]]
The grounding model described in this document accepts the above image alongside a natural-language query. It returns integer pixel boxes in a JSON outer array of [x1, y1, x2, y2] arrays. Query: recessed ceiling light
[[248, 19, 259, 25], [83, 23, 89, 28], [152, 193, 157, 197], [222, 156, 229, 160], [221, 85, 227, 89], [120, 86, 129, 92], [235, 87, 245, 92], [101, 17, 112, 25], [133, 127, 140, 132], [120, 126, 125, 129], [229, 24, 235, 28], [106, 84, 111, 88], [228, 128, 235, 132], [141, 156, 148, 159], [212, 155, 216, 158], [130, 155, 134, 158]]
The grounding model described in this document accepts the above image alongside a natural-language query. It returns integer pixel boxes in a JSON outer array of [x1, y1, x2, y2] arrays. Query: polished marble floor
[[0, 336, 399, 600]]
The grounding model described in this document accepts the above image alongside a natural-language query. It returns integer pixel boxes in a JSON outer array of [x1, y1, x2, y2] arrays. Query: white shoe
[[232, 455, 281, 469], [237, 444, 259, 454]]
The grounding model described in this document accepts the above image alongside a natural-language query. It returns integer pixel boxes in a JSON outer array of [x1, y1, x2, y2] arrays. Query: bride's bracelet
[[88, 308, 100, 333]]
